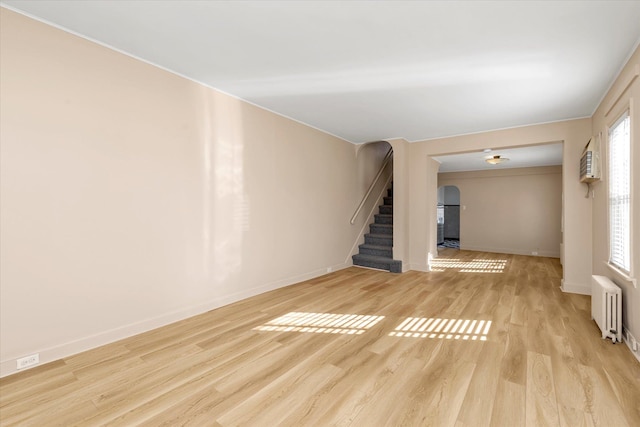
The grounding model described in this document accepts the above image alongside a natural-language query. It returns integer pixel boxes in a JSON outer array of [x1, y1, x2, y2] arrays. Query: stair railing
[[350, 147, 393, 224]]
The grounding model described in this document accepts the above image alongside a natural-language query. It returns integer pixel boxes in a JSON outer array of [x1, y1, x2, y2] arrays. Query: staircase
[[352, 184, 402, 273]]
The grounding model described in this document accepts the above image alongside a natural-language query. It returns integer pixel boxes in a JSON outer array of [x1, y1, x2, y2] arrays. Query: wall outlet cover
[[17, 353, 39, 370]]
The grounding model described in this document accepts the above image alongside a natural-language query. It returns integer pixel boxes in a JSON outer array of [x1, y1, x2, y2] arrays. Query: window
[[608, 112, 631, 274]]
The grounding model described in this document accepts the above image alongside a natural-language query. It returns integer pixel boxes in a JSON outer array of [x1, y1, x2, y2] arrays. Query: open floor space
[[1, 250, 638, 426]]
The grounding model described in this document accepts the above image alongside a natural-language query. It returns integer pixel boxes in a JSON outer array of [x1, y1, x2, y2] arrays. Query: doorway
[[437, 185, 460, 249]]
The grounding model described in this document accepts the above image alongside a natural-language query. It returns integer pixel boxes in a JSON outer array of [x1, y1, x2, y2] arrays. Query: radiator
[[591, 275, 622, 343]]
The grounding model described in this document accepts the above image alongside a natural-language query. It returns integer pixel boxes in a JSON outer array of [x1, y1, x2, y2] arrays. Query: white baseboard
[[461, 245, 560, 258], [623, 327, 640, 364], [408, 263, 430, 272], [560, 279, 590, 295], [0, 263, 349, 378]]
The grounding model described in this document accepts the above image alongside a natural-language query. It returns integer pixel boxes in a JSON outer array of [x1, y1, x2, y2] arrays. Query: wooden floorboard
[[1, 250, 639, 426]]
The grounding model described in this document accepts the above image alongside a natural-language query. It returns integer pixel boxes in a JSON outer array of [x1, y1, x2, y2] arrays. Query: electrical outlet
[[16, 353, 39, 370], [326, 267, 332, 273], [532, 251, 538, 256]]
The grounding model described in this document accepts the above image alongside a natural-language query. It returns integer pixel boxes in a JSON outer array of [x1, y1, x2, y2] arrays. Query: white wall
[[0, 10, 385, 377], [591, 45, 640, 360], [439, 166, 562, 257]]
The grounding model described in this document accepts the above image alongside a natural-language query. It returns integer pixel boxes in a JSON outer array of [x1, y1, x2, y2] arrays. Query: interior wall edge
[[560, 279, 591, 295]]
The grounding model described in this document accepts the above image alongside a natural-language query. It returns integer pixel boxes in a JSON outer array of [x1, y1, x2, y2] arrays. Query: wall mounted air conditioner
[[580, 136, 601, 183]]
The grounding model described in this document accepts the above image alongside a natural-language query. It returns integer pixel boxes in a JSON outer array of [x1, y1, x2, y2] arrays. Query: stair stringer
[[345, 172, 394, 266]]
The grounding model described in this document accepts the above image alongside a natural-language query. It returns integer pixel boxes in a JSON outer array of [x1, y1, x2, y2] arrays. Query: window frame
[[606, 107, 634, 280]]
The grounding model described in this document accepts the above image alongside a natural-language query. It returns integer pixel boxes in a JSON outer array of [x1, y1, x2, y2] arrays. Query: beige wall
[[591, 45, 640, 359], [0, 10, 385, 377], [438, 166, 562, 257], [393, 119, 592, 292], [387, 138, 411, 270], [3, 7, 639, 376]]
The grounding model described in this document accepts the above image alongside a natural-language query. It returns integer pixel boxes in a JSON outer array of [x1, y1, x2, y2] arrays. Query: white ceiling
[[3, 1, 640, 148], [433, 142, 564, 173]]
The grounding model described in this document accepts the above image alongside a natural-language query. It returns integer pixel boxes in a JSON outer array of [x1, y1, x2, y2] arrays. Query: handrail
[[350, 148, 393, 224]]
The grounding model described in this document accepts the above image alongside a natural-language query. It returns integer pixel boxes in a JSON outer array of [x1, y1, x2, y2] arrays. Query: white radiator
[[591, 275, 622, 343]]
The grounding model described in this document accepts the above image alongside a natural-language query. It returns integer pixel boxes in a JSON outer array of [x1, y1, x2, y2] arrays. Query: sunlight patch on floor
[[430, 258, 507, 273], [389, 317, 491, 341], [254, 312, 385, 335]]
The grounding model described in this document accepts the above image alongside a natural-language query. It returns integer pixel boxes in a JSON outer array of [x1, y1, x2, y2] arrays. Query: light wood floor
[[1, 250, 639, 426]]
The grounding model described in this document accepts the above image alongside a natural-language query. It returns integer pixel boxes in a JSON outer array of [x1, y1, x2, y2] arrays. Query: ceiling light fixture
[[485, 155, 509, 165]]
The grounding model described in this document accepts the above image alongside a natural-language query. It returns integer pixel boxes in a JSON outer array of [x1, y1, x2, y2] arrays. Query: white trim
[[0, 4, 357, 145], [460, 245, 560, 259], [597, 32, 640, 116], [623, 326, 640, 364], [0, 263, 349, 378], [408, 263, 431, 272], [604, 65, 639, 117], [630, 98, 636, 282], [606, 106, 634, 278], [4, 3, 636, 146], [402, 116, 591, 144], [561, 279, 590, 295], [605, 261, 638, 288]]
